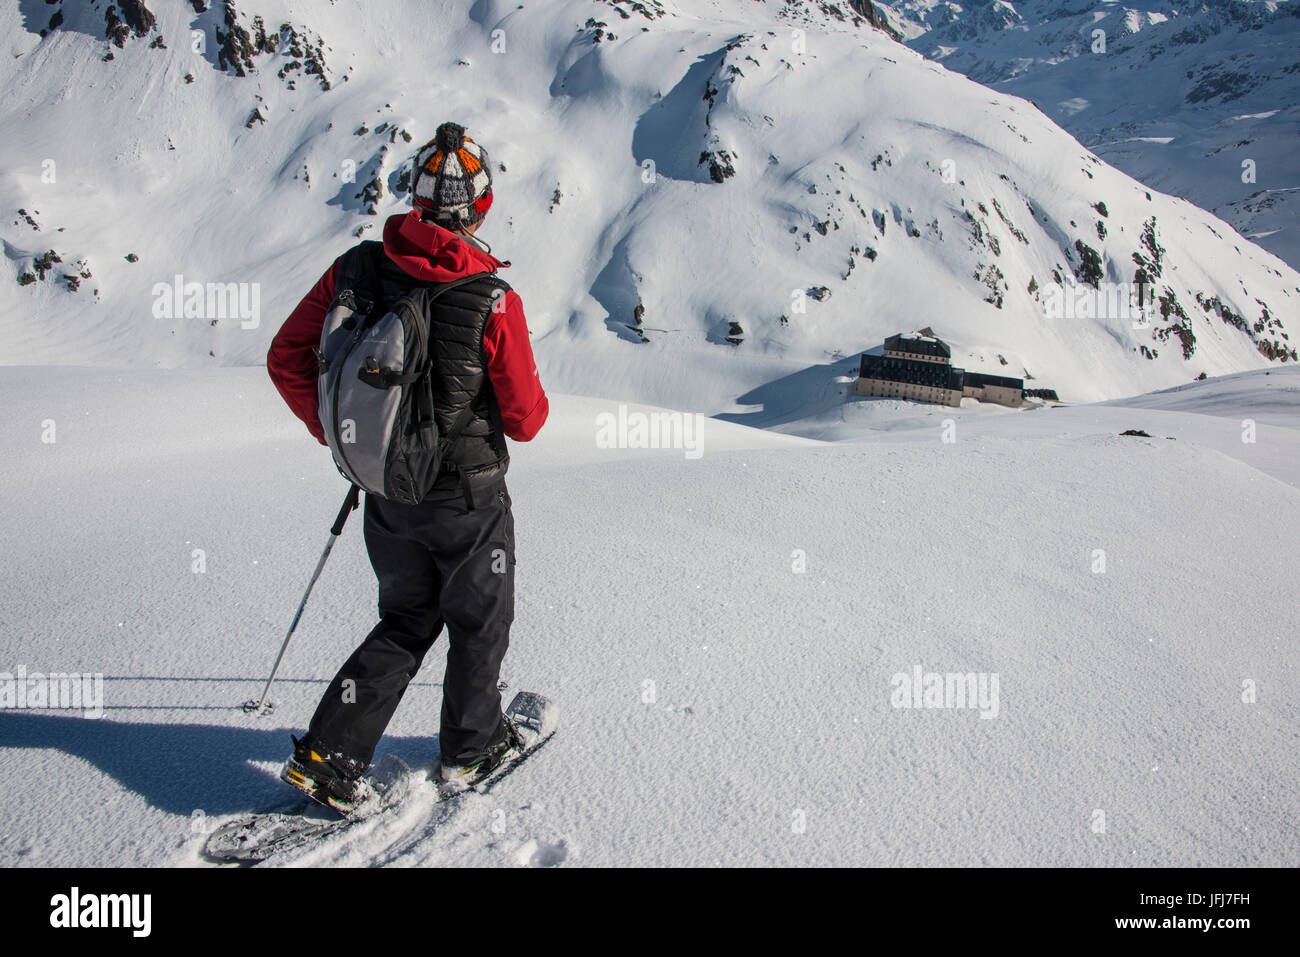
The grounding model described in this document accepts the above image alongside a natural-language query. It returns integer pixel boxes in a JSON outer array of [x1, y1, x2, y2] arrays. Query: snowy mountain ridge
[[0, 0, 1295, 414], [883, 0, 1300, 269]]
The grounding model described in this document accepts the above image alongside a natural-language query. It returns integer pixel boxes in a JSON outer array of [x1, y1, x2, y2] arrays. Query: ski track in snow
[[0, 366, 1297, 867]]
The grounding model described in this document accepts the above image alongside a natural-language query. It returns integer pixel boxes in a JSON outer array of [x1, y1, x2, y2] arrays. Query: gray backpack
[[315, 256, 493, 505]]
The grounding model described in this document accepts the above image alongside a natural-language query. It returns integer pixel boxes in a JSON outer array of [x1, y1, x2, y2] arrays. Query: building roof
[[884, 332, 951, 359], [1024, 388, 1059, 400], [963, 370, 1024, 390]]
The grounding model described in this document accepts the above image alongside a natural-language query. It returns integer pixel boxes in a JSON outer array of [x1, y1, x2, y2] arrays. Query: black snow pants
[[305, 475, 515, 768]]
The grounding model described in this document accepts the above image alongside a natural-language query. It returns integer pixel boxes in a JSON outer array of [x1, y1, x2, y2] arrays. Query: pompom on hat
[[411, 122, 494, 229]]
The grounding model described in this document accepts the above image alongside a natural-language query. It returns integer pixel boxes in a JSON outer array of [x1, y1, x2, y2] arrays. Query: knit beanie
[[411, 122, 494, 229]]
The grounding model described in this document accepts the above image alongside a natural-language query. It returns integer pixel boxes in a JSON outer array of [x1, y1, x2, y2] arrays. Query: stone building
[[857, 329, 1025, 408]]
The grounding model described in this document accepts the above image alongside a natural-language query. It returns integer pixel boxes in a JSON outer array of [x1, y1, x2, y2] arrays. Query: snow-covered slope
[[1, 364, 1296, 866], [889, 0, 1300, 269], [0, 0, 1295, 414], [3, 0, 1296, 872]]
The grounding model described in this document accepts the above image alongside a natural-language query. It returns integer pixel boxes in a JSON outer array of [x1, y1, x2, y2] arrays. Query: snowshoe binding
[[435, 691, 557, 796], [280, 735, 372, 817]]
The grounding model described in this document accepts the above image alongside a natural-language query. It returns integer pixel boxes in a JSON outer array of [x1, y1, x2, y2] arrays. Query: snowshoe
[[280, 735, 372, 817], [435, 691, 557, 795]]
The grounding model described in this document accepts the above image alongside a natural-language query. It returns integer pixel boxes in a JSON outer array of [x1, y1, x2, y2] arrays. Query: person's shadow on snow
[[0, 712, 436, 816]]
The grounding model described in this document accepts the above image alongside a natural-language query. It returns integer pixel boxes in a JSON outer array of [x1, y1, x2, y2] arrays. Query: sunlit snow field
[[1, 366, 1295, 867]]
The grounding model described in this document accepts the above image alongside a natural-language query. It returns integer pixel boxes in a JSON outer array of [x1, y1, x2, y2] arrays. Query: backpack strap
[[356, 363, 421, 388], [437, 396, 480, 451], [333, 241, 386, 321]]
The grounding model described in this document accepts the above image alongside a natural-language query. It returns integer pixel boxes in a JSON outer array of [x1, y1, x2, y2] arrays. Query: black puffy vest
[[336, 241, 511, 483]]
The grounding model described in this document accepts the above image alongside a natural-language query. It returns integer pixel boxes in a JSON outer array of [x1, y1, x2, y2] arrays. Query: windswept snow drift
[[0, 366, 1296, 867]]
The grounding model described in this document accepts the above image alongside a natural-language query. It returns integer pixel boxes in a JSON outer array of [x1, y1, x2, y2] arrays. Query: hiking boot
[[280, 735, 370, 815], [436, 718, 523, 793]]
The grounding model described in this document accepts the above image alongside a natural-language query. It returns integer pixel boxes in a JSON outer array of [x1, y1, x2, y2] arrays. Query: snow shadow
[[630, 49, 725, 184], [0, 712, 435, 816], [15, 0, 90, 37], [716, 356, 865, 430], [592, 236, 646, 342]]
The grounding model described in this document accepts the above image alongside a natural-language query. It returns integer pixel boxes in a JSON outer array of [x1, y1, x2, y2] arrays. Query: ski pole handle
[[331, 484, 362, 536]]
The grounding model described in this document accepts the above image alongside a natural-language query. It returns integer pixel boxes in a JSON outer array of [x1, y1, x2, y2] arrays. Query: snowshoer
[[266, 122, 548, 810]]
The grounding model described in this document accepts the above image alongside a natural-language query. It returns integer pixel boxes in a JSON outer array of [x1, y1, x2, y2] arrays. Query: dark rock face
[[104, 1, 157, 47], [847, 1, 903, 42], [699, 149, 736, 183], [104, 7, 129, 47], [1073, 239, 1103, 288], [119, 1, 157, 37], [33, 250, 63, 281], [392, 161, 412, 197], [359, 174, 383, 215], [1186, 69, 1256, 105], [217, 2, 257, 76]]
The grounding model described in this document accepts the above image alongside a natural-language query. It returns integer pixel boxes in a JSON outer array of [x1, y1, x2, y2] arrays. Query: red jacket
[[268, 211, 548, 445]]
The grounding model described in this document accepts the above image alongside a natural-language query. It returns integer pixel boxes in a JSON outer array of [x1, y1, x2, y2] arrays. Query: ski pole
[[243, 484, 362, 715]]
